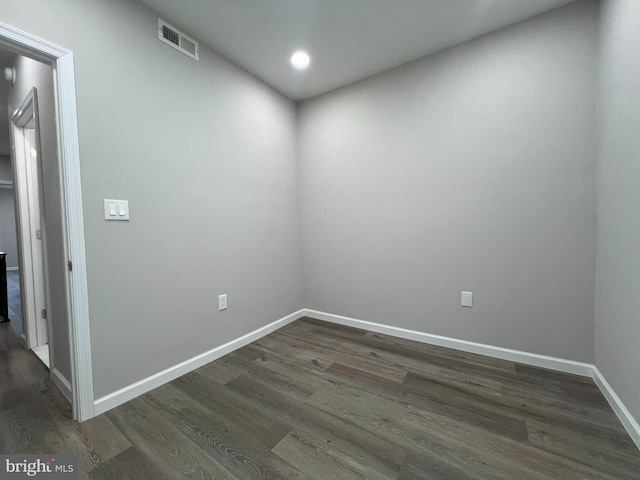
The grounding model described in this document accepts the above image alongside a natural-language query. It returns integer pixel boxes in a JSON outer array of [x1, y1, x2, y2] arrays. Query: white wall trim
[[592, 367, 640, 450], [52, 367, 73, 403], [55, 52, 95, 422], [302, 309, 594, 377], [0, 20, 94, 421], [93, 309, 306, 416]]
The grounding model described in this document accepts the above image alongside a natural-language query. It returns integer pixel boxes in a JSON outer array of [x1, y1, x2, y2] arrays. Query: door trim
[[0, 21, 94, 421]]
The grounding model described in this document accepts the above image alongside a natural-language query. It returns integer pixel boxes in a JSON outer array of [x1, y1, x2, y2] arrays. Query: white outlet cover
[[218, 294, 228, 311], [461, 291, 473, 307]]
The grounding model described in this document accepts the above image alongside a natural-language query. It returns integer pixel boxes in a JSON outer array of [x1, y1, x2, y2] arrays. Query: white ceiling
[[142, 0, 576, 101]]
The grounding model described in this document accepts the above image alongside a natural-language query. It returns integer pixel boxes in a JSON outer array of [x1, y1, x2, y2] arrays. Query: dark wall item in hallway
[[0, 252, 9, 323]]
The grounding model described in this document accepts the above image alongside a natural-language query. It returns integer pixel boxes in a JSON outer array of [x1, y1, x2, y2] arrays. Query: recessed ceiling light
[[290, 50, 310, 70]]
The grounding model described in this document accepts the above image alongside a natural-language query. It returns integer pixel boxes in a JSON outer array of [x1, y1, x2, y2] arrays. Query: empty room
[[0, 0, 639, 478]]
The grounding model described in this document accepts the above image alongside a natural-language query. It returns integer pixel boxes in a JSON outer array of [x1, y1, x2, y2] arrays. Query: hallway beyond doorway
[[6, 270, 22, 337]]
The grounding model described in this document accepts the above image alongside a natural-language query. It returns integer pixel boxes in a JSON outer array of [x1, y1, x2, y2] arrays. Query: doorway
[[11, 87, 51, 368], [0, 182, 22, 338], [0, 20, 94, 421]]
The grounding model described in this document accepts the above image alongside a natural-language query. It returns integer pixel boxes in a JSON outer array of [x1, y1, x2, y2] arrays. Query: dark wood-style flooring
[[1, 317, 639, 479]]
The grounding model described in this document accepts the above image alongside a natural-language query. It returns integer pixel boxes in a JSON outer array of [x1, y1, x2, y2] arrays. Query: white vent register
[[158, 19, 199, 61]]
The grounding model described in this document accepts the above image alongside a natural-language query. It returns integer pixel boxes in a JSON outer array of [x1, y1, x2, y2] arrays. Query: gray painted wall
[[0, 0, 303, 398], [595, 0, 640, 422], [0, 156, 18, 270], [0, 187, 19, 269], [0, 58, 12, 157], [0, 155, 12, 182], [299, 1, 598, 362], [7, 55, 72, 379], [0, 157, 18, 268]]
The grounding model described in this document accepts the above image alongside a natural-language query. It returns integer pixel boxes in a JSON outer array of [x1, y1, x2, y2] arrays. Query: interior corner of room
[[0, 0, 638, 462]]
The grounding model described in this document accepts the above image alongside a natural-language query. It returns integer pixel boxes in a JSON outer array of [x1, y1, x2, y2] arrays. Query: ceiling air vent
[[158, 19, 199, 61]]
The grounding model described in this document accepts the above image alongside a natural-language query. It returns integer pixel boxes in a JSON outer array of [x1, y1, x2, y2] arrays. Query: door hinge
[[36, 230, 42, 240], [67, 260, 73, 272], [41, 308, 47, 319]]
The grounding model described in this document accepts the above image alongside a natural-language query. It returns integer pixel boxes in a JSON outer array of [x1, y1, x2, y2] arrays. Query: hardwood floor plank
[[0, 323, 19, 352], [516, 364, 595, 385], [0, 380, 46, 411], [88, 446, 171, 480], [306, 387, 537, 479], [397, 451, 499, 480], [192, 361, 240, 386], [252, 334, 305, 358], [339, 341, 502, 396], [107, 398, 239, 480], [57, 415, 133, 475], [525, 417, 640, 477], [500, 386, 634, 444], [219, 348, 318, 402], [0, 404, 51, 453], [310, 385, 620, 480], [323, 362, 530, 443], [251, 348, 340, 393], [361, 330, 518, 374], [292, 349, 335, 371], [0, 347, 49, 395], [515, 364, 611, 408], [0, 400, 70, 454], [301, 317, 367, 336], [271, 431, 381, 480], [224, 374, 407, 477], [177, 367, 402, 479], [403, 404, 622, 480], [332, 342, 408, 383], [142, 392, 306, 480], [356, 333, 539, 391], [272, 326, 353, 353], [173, 372, 292, 450]]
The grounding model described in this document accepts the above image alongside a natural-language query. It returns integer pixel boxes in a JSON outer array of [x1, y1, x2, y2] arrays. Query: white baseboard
[[592, 367, 640, 450], [5, 266, 19, 271], [52, 367, 72, 403], [93, 309, 306, 416], [302, 309, 594, 377]]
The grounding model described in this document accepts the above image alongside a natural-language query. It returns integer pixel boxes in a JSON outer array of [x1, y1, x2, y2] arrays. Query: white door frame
[[11, 88, 52, 353], [0, 21, 94, 421]]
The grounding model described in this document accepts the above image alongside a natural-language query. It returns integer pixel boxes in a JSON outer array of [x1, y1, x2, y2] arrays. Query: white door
[[11, 88, 51, 356], [22, 127, 48, 346]]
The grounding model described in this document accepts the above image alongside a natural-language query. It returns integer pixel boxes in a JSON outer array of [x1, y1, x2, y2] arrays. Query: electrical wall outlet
[[218, 294, 228, 311], [461, 291, 473, 307]]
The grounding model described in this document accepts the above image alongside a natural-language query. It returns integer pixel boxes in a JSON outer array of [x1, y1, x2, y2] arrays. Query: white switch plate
[[218, 294, 228, 311], [461, 291, 473, 307], [104, 199, 130, 221]]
